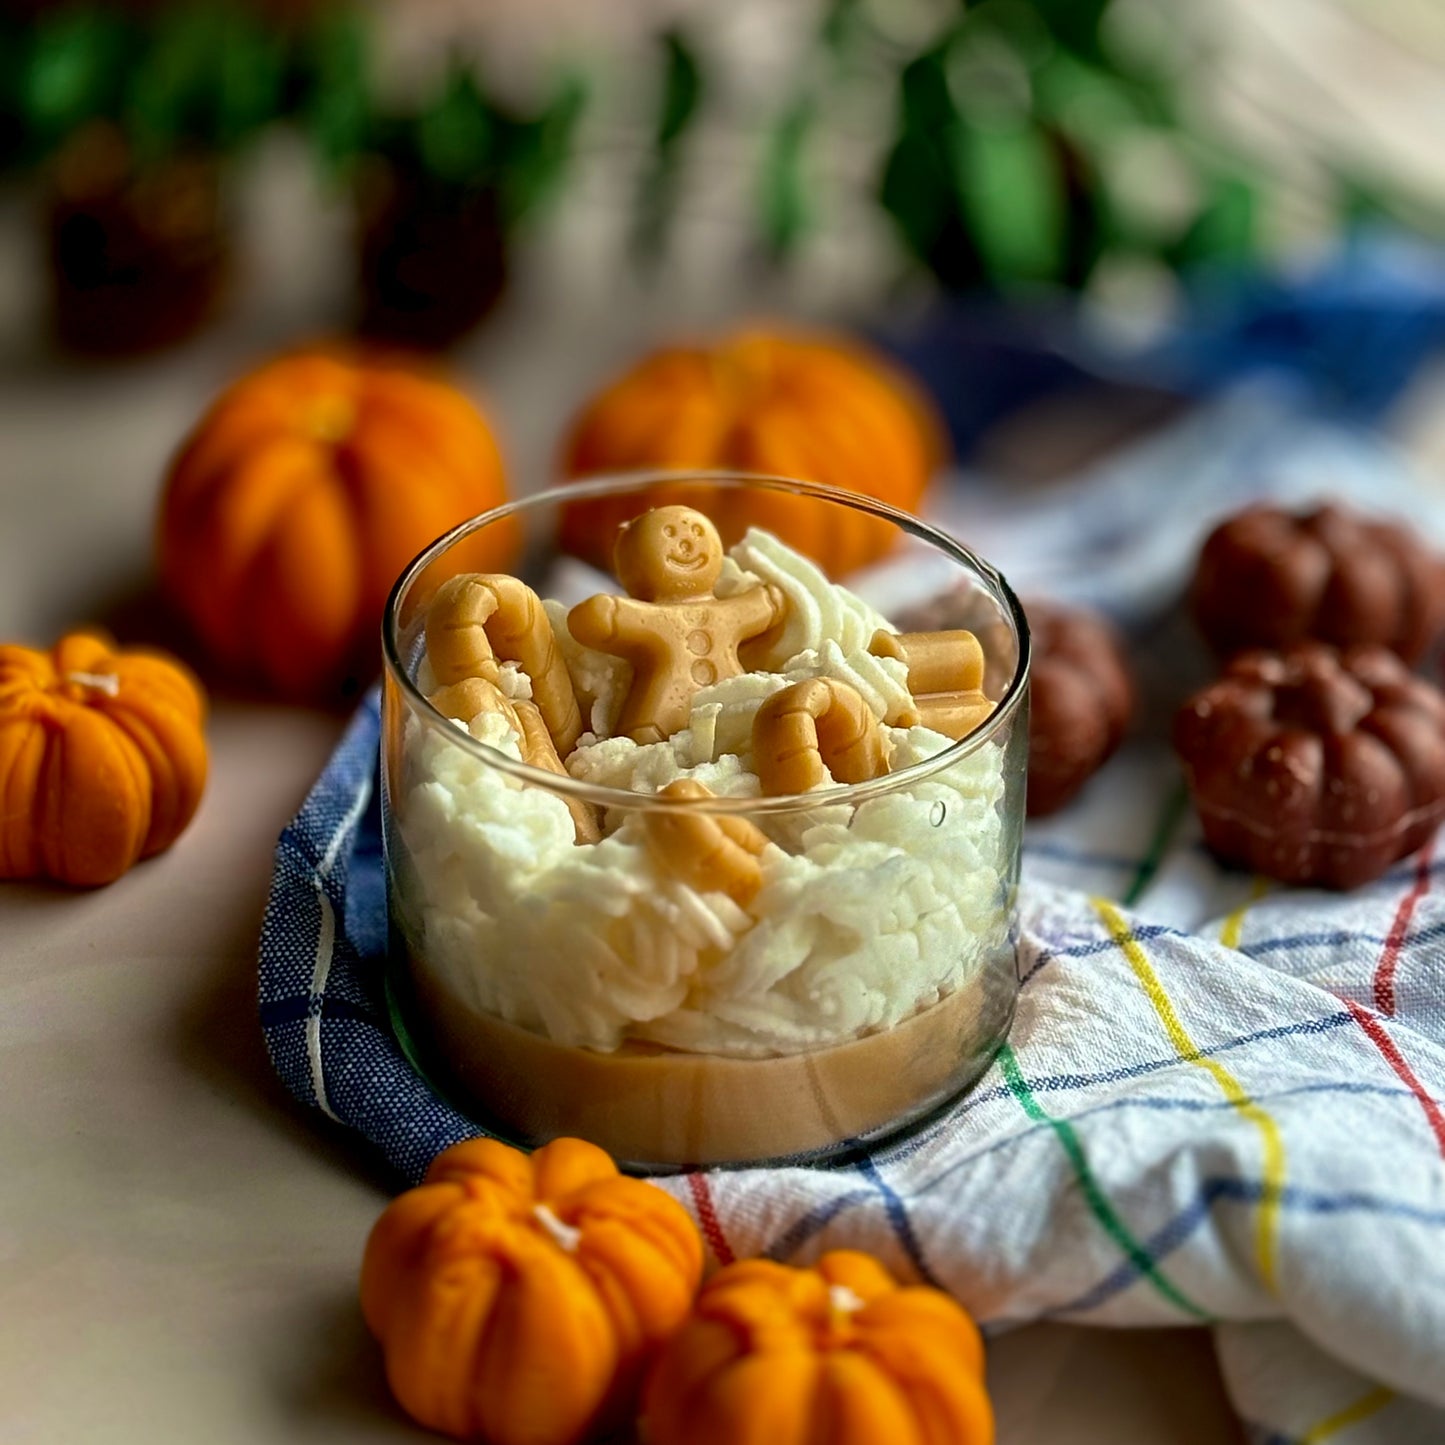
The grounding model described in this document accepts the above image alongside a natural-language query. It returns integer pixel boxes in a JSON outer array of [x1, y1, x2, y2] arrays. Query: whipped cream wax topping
[[716, 528, 894, 667], [406, 530, 1009, 1058]]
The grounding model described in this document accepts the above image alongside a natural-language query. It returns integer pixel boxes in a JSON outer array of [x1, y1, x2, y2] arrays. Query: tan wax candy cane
[[426, 573, 583, 756], [869, 629, 995, 739], [641, 778, 770, 904], [567, 507, 787, 745], [752, 677, 891, 795], [429, 676, 517, 732], [427, 648, 600, 846]]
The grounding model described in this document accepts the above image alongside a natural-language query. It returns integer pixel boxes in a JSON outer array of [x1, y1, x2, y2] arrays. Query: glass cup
[[382, 473, 1030, 1171]]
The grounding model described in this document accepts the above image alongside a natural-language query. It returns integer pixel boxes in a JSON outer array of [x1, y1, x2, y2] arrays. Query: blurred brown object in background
[[46, 121, 230, 355], [1191, 502, 1445, 666], [354, 157, 508, 350], [1026, 601, 1135, 817]]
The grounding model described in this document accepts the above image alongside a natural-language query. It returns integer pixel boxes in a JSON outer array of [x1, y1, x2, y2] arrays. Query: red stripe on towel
[[686, 1172, 736, 1265], [1373, 842, 1434, 1017], [1347, 999, 1445, 1159]]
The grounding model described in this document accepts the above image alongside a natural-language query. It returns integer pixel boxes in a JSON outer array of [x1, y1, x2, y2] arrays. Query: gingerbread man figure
[[568, 506, 787, 744]]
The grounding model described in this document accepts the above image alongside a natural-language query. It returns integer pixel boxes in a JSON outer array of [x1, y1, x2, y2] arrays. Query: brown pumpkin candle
[[1025, 600, 1134, 817], [1175, 643, 1445, 889], [1191, 502, 1445, 664]]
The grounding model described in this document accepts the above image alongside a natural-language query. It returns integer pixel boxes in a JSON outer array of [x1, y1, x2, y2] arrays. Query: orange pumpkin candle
[[642, 1250, 993, 1445], [0, 630, 208, 886], [560, 329, 944, 577], [159, 348, 515, 699], [360, 1137, 703, 1445]]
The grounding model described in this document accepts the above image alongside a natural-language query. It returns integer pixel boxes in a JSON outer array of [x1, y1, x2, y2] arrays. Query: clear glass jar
[[382, 473, 1029, 1171]]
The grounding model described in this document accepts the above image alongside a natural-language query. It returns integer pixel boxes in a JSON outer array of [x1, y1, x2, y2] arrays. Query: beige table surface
[[0, 135, 1337, 1443]]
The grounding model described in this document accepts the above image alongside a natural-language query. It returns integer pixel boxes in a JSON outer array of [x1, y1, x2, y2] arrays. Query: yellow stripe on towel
[[1219, 875, 1271, 950], [1094, 898, 1287, 1294], [1300, 1385, 1395, 1443]]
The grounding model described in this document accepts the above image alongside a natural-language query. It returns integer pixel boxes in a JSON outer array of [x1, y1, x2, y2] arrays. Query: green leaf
[[498, 72, 587, 224], [1026, 0, 1112, 61], [122, 5, 285, 158], [759, 96, 816, 258], [297, 7, 374, 173], [212, 12, 286, 148], [898, 47, 955, 136], [1171, 173, 1256, 270], [879, 127, 954, 264], [415, 68, 493, 187], [951, 117, 1066, 284], [20, 7, 132, 145], [1033, 52, 1144, 143], [125, 8, 215, 156], [820, 0, 865, 55], [633, 28, 705, 264], [656, 30, 702, 148]]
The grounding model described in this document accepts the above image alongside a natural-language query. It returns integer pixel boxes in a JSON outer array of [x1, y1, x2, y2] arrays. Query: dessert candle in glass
[[382, 473, 1030, 1170]]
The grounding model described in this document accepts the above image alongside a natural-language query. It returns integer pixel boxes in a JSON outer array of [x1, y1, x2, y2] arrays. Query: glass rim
[[381, 470, 1031, 816]]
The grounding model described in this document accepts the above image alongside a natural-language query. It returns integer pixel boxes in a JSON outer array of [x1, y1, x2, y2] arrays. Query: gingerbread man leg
[[640, 778, 769, 904], [511, 701, 601, 845]]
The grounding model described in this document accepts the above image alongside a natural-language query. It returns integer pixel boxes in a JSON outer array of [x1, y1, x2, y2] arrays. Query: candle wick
[[64, 671, 121, 698], [531, 1203, 583, 1253]]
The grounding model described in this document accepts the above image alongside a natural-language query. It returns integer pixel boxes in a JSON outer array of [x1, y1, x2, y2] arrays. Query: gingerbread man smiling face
[[568, 506, 787, 744], [616, 506, 723, 601]]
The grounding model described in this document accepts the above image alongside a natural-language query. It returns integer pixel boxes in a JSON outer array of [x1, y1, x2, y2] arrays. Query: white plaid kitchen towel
[[261, 386, 1445, 1444]]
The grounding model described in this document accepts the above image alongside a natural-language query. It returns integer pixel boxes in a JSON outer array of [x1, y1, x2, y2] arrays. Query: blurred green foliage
[[11, 7, 133, 158], [292, 7, 372, 176], [759, 96, 817, 259], [632, 29, 705, 263], [127, 7, 287, 161], [0, 0, 1430, 295], [733, 0, 1430, 293], [359, 63, 587, 228], [874, 0, 1262, 291], [0, 1, 586, 238], [5, 3, 288, 163]]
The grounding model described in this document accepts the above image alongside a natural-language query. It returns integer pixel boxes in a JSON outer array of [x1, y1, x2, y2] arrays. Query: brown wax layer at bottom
[[410, 953, 1002, 1167]]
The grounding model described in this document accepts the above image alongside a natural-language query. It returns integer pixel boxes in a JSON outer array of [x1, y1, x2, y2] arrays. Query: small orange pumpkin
[[559, 329, 944, 577], [0, 630, 208, 887], [159, 348, 515, 698], [360, 1136, 704, 1445], [642, 1250, 993, 1445]]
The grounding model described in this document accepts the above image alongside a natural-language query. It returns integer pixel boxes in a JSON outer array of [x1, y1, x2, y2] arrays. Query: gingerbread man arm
[[568, 594, 642, 656], [735, 582, 789, 667], [730, 582, 786, 634]]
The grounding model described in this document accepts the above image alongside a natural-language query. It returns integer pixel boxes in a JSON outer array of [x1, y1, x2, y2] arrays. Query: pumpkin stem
[[531, 1203, 583, 1253], [307, 394, 357, 444], [64, 671, 121, 698]]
